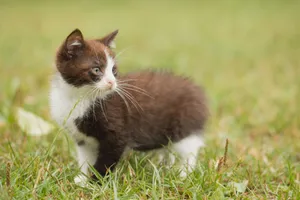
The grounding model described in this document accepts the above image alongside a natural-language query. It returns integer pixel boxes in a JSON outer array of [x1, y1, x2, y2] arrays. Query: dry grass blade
[[32, 167, 44, 198], [216, 157, 224, 173], [6, 162, 12, 199], [223, 138, 229, 166], [216, 139, 229, 172], [6, 162, 11, 188]]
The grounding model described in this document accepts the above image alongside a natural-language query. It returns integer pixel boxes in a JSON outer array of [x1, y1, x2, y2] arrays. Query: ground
[[0, 0, 299, 199]]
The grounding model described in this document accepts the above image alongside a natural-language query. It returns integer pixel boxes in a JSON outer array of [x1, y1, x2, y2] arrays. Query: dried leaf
[[16, 107, 54, 136], [210, 187, 225, 200], [230, 180, 249, 193]]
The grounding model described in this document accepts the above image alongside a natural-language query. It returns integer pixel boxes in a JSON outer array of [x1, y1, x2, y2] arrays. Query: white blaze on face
[[96, 49, 117, 92], [104, 50, 117, 89]]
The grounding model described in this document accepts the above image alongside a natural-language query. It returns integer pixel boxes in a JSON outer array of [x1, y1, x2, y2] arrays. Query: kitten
[[50, 29, 209, 185]]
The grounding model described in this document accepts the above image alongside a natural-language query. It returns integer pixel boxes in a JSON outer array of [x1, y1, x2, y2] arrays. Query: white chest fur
[[50, 74, 100, 185], [49, 74, 97, 144]]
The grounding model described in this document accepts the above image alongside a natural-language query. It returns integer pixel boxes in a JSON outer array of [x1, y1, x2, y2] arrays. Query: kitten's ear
[[97, 30, 118, 48], [64, 29, 85, 57]]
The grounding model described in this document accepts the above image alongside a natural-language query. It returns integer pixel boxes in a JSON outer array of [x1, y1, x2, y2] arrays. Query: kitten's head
[[56, 29, 119, 96]]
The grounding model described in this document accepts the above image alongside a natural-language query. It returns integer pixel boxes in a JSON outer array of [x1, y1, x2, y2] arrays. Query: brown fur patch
[[56, 29, 117, 87]]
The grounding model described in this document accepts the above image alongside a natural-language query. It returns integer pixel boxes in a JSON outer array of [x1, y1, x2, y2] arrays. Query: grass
[[0, 0, 299, 199]]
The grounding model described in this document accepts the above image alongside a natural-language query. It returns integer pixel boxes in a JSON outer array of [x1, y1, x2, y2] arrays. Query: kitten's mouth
[[91, 83, 117, 99], [107, 80, 117, 90], [102, 83, 117, 92]]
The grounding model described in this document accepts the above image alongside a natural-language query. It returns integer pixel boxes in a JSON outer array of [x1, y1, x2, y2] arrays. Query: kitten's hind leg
[[155, 148, 166, 165], [154, 148, 176, 168], [161, 147, 176, 168], [172, 133, 204, 178], [167, 152, 176, 168]]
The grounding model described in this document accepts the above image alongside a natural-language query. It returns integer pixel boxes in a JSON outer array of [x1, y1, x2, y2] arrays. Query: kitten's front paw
[[74, 175, 88, 187]]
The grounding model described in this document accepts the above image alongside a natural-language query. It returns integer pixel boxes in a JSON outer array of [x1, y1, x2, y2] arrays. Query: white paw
[[166, 153, 176, 169], [157, 153, 165, 164], [74, 175, 88, 187], [179, 170, 188, 179]]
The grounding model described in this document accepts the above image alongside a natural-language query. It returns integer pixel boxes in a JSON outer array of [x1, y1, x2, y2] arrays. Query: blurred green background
[[0, 0, 299, 199]]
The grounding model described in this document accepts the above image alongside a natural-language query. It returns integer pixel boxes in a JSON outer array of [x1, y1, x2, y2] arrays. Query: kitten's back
[[114, 70, 209, 149]]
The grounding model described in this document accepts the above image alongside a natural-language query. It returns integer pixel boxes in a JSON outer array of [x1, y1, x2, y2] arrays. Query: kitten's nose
[[107, 80, 113, 85], [106, 80, 115, 89]]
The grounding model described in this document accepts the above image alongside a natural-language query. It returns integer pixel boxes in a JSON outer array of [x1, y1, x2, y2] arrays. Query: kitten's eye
[[112, 65, 117, 76], [91, 67, 102, 76]]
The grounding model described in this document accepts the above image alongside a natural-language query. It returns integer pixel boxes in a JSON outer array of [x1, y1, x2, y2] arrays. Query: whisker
[[95, 89, 108, 122], [117, 88, 140, 113], [117, 88, 143, 112], [115, 46, 132, 58], [101, 91, 109, 121], [115, 89, 131, 114], [117, 79, 139, 83], [118, 83, 149, 94], [81, 88, 94, 99], [100, 98, 108, 122], [118, 83, 153, 99], [85, 87, 98, 120], [119, 85, 153, 99], [93, 88, 103, 120]]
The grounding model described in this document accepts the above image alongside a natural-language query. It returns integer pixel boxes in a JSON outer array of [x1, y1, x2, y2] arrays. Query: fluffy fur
[[50, 29, 209, 185]]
